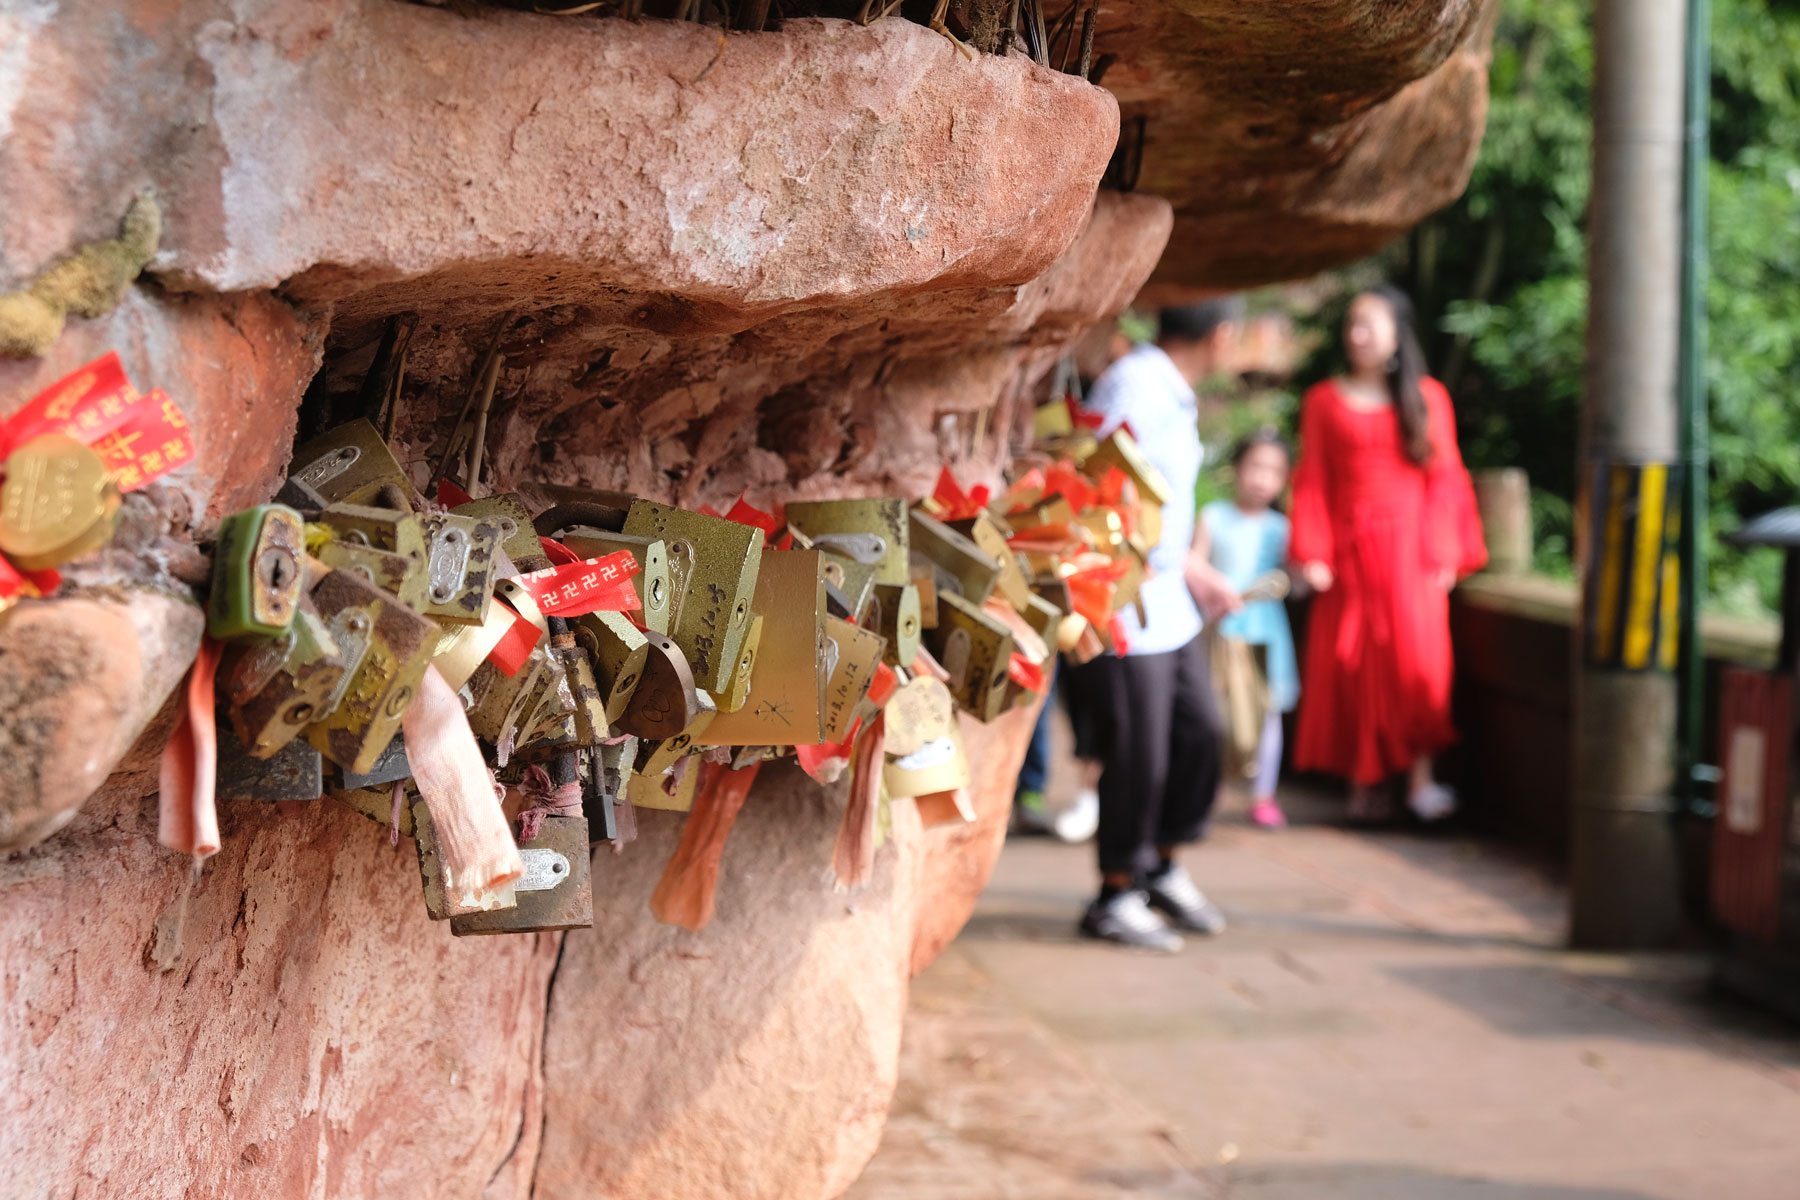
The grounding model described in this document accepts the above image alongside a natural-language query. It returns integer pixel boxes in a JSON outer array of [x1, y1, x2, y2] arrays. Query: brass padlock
[[636, 690, 718, 775], [882, 674, 971, 798], [450, 816, 593, 935], [1083, 427, 1174, 507], [697, 548, 825, 747], [949, 511, 1032, 612], [718, 613, 764, 715], [820, 551, 878, 623], [1020, 590, 1063, 647], [411, 795, 516, 921], [334, 778, 417, 837], [451, 493, 544, 573], [311, 537, 420, 607], [621, 501, 763, 694], [1007, 495, 1076, 532], [868, 582, 922, 668], [216, 716, 324, 802], [304, 566, 440, 775], [909, 508, 1000, 604], [615, 630, 701, 741], [0, 433, 122, 571], [784, 499, 910, 586], [925, 591, 1015, 723], [464, 649, 548, 749], [208, 504, 305, 641], [313, 505, 430, 604], [334, 734, 412, 790], [282, 418, 418, 510], [557, 529, 674, 635], [225, 602, 347, 757], [557, 631, 611, 746], [572, 610, 649, 727], [911, 562, 940, 630], [433, 593, 529, 692], [821, 616, 887, 743], [631, 756, 700, 813], [415, 512, 502, 627]]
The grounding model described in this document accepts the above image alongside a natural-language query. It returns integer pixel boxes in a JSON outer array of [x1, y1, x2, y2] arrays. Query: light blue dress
[[1202, 500, 1300, 713]]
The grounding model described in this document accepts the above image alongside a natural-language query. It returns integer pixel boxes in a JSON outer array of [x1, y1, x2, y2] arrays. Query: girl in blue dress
[[1202, 429, 1299, 828]]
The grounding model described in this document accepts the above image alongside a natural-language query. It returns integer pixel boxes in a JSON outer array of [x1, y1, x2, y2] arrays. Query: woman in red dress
[[1290, 287, 1487, 822]]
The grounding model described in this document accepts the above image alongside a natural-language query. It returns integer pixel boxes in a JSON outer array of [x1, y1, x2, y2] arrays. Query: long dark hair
[[1364, 285, 1433, 466]]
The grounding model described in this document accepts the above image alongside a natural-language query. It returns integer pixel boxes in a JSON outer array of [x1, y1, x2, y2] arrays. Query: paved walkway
[[849, 788, 1800, 1200]]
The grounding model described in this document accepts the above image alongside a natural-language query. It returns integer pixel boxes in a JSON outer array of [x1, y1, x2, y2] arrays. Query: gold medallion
[[0, 433, 121, 570]]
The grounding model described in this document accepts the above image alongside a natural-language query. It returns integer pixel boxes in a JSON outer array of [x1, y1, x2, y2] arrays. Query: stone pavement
[[847, 788, 1800, 1200]]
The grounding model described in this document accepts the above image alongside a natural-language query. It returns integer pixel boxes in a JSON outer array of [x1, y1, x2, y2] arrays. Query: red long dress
[[1290, 377, 1487, 785]]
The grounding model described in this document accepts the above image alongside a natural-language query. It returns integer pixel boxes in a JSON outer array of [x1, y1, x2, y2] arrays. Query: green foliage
[[1300, 0, 1800, 616]]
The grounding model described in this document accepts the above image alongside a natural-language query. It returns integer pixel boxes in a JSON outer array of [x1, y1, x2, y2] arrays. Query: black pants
[[1090, 635, 1223, 878]]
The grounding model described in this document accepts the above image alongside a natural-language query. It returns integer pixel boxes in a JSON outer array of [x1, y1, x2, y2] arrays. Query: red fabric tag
[[509, 551, 641, 618], [539, 536, 581, 566], [487, 599, 542, 676], [1107, 612, 1132, 656], [0, 352, 137, 456], [726, 497, 782, 537], [796, 716, 861, 783], [1007, 653, 1045, 693], [87, 389, 195, 492], [866, 661, 898, 709], [436, 479, 474, 507], [1043, 461, 1097, 511], [1064, 394, 1104, 432]]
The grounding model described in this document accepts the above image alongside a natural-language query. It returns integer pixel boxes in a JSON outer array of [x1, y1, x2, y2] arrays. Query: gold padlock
[[284, 418, 419, 510], [450, 816, 594, 935], [631, 756, 700, 813], [821, 616, 887, 743], [616, 630, 701, 741], [948, 510, 1032, 612], [225, 601, 348, 757], [313, 505, 430, 604], [820, 551, 878, 622], [451, 493, 545, 573], [304, 566, 441, 775], [868, 582, 922, 668], [784, 498, 910, 586], [433, 594, 529, 692], [411, 795, 516, 921], [637, 691, 718, 775], [924, 591, 1015, 723], [909, 508, 1000, 605], [622, 501, 763, 694], [1083, 427, 1174, 507], [718, 613, 764, 714], [415, 512, 502, 627], [573, 610, 649, 727], [312, 537, 420, 606], [882, 675, 970, 798], [697, 548, 825, 747], [0, 433, 122, 571], [558, 529, 674, 635]]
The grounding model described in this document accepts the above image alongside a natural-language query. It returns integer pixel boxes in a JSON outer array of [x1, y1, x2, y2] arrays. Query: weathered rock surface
[[1099, 0, 1498, 288], [0, 787, 559, 1200]]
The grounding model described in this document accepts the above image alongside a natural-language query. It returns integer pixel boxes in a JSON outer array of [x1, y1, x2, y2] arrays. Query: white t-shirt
[[1081, 343, 1203, 657]]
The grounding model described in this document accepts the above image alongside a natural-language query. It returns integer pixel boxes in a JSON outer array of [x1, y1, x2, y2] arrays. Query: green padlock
[[209, 505, 305, 641]]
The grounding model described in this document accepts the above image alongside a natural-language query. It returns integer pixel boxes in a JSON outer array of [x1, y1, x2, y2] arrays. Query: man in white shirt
[[1077, 299, 1244, 951]]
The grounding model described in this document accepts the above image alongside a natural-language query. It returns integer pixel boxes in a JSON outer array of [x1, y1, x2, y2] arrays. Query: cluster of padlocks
[[1, 353, 1169, 936]]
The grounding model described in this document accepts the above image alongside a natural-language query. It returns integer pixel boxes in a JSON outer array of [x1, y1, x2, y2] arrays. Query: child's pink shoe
[[1249, 797, 1287, 829]]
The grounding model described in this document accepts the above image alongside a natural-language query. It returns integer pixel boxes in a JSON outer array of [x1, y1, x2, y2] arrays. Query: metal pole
[[1676, 0, 1711, 812], [1571, 0, 1689, 948]]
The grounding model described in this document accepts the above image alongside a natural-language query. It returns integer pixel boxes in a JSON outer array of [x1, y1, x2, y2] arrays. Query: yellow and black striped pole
[[1571, 0, 1690, 950]]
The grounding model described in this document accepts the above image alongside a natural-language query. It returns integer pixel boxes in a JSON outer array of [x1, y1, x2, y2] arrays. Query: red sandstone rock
[[0, 787, 559, 1199], [0, 288, 323, 525]]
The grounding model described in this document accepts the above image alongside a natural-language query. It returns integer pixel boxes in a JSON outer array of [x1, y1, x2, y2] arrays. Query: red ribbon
[[930, 466, 991, 521], [435, 478, 474, 507], [487, 598, 543, 676], [508, 550, 641, 618], [539, 536, 581, 566], [726, 496, 783, 537], [1007, 653, 1045, 693], [1041, 461, 1096, 512], [1107, 612, 1132, 656], [1064, 395, 1105, 432]]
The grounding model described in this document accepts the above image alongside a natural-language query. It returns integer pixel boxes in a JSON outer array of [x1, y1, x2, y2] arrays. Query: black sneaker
[[1145, 864, 1227, 935], [1079, 889, 1183, 953]]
